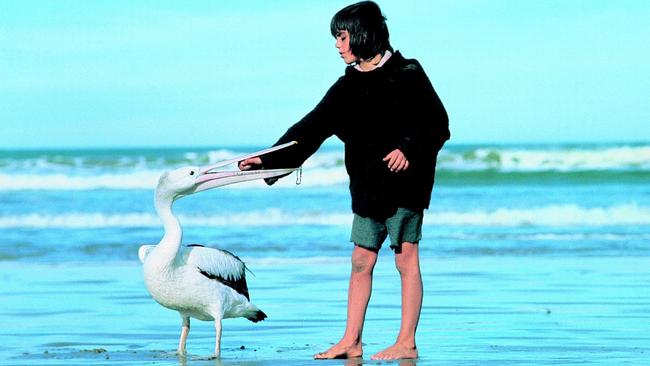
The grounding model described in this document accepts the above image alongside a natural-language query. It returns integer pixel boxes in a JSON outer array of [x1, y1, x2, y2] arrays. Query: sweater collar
[[345, 50, 404, 76], [353, 50, 393, 72]]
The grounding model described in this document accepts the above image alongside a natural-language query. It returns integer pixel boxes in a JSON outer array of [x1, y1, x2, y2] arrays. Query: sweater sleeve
[[395, 61, 450, 158], [259, 78, 342, 184]]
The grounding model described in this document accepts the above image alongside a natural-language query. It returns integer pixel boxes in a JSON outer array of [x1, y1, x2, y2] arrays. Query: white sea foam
[[440, 145, 650, 172], [0, 209, 350, 228], [0, 171, 162, 190], [0, 168, 348, 191], [2, 204, 649, 229], [442, 232, 650, 241], [428, 203, 650, 227], [2, 144, 649, 190], [247, 256, 349, 266]]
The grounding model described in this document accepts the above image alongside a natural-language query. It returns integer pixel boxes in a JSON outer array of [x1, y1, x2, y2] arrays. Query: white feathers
[[139, 244, 246, 281], [183, 246, 246, 282], [140, 162, 270, 357], [138, 245, 155, 263]]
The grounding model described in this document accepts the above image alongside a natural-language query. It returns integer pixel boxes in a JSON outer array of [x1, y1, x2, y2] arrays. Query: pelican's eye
[[189, 171, 195, 176]]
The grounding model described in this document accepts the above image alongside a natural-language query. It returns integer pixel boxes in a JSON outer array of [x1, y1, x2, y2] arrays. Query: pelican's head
[[155, 164, 297, 203], [154, 141, 299, 205], [155, 166, 203, 200]]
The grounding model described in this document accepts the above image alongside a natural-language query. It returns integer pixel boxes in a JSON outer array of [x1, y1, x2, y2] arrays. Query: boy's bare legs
[[314, 245, 377, 359], [372, 242, 422, 360]]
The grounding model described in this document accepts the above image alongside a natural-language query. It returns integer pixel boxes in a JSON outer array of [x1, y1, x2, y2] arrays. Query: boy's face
[[335, 30, 357, 64]]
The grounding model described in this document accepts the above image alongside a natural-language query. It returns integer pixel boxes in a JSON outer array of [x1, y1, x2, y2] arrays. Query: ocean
[[1, 143, 649, 365]]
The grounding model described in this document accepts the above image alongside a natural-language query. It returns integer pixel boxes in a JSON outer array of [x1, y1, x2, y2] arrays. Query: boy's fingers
[[238, 157, 261, 170], [383, 153, 391, 163], [383, 150, 408, 171], [238, 159, 249, 170], [395, 159, 406, 171], [395, 156, 404, 168], [389, 157, 409, 172], [395, 160, 405, 171], [388, 155, 398, 169]]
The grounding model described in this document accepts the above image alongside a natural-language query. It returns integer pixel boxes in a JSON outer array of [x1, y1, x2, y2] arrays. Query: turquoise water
[[2, 257, 649, 365], [2, 143, 650, 261], [1, 143, 650, 364]]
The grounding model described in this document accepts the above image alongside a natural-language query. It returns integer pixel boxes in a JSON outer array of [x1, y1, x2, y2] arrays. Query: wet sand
[[1, 255, 649, 365]]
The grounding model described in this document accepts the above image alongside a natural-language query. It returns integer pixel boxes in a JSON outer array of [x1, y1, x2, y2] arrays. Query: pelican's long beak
[[193, 141, 299, 192], [193, 168, 297, 192]]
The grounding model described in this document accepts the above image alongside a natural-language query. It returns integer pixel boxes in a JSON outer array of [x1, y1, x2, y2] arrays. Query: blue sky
[[1, 0, 649, 149]]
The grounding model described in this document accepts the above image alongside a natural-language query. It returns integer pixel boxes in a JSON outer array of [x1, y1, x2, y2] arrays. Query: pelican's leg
[[177, 315, 190, 356], [213, 317, 222, 358]]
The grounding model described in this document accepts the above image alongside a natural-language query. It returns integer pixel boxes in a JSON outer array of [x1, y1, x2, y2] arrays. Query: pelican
[[139, 142, 298, 358]]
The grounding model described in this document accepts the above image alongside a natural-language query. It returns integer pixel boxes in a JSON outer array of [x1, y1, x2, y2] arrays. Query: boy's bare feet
[[370, 342, 418, 360], [314, 341, 363, 359]]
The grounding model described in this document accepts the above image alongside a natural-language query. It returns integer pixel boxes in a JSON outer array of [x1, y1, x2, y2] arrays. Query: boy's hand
[[383, 149, 409, 172], [238, 157, 263, 171]]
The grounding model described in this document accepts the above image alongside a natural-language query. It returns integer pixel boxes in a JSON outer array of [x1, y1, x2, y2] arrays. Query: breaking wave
[[439, 144, 650, 172], [2, 143, 650, 191], [2, 203, 649, 228]]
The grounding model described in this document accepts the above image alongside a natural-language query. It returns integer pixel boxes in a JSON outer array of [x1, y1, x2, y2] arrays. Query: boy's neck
[[355, 51, 392, 72]]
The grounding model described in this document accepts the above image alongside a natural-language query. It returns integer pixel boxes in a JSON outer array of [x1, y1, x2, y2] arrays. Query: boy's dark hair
[[330, 1, 393, 61]]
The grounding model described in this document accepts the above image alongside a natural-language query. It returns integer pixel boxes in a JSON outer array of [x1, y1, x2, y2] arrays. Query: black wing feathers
[[198, 268, 250, 300]]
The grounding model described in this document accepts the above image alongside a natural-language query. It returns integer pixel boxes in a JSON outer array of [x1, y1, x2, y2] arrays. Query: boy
[[239, 1, 449, 360]]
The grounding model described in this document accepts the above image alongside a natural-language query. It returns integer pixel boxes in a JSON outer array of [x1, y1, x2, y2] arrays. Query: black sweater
[[261, 51, 450, 220]]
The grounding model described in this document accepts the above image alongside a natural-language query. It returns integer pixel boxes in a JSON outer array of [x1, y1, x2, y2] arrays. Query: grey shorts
[[350, 208, 423, 251]]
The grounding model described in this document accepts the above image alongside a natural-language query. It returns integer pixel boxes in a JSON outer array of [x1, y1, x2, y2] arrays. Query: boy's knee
[[395, 243, 418, 273], [351, 247, 377, 273], [394, 257, 408, 274]]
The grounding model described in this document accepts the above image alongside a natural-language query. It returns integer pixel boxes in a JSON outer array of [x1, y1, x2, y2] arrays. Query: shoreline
[[2, 256, 649, 365]]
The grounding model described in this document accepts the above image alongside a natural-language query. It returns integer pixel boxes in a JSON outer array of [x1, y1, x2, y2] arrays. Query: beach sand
[[1, 255, 649, 365]]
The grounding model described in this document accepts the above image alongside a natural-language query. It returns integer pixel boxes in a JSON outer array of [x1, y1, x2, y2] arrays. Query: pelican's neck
[[154, 193, 182, 262]]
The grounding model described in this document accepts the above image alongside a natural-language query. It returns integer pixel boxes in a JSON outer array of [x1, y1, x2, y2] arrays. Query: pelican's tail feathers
[[246, 308, 267, 323]]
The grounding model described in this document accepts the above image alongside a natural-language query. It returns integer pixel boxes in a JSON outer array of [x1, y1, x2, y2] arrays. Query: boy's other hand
[[383, 149, 409, 172], [238, 157, 263, 171]]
